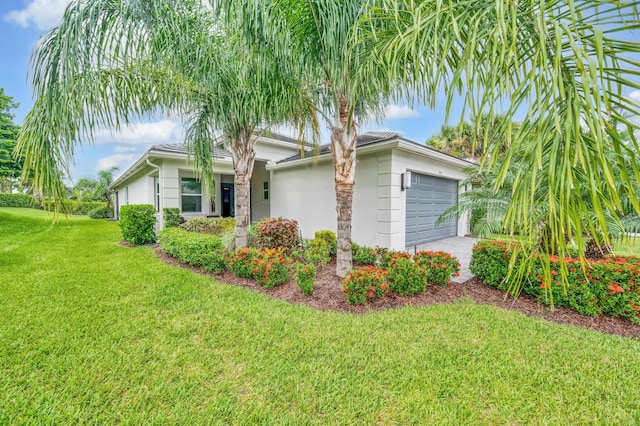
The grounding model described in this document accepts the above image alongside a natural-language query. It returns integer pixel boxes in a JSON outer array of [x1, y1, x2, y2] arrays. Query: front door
[[221, 183, 235, 217]]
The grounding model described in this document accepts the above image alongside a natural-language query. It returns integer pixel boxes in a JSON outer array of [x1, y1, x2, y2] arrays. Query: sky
[[1, 0, 639, 183]]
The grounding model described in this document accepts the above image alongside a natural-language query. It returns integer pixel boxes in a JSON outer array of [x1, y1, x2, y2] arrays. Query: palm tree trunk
[[331, 95, 357, 277], [231, 133, 256, 249]]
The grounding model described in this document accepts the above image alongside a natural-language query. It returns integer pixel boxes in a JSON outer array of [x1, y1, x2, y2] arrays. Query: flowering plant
[[342, 266, 389, 305], [386, 256, 427, 296], [413, 250, 461, 286]]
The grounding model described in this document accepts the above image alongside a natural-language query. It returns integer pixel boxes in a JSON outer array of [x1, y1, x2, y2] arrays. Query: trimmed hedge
[[44, 200, 107, 215], [158, 228, 226, 273], [180, 217, 236, 235], [163, 208, 181, 228], [470, 240, 640, 322], [119, 204, 157, 245], [0, 193, 38, 208], [88, 206, 113, 219]]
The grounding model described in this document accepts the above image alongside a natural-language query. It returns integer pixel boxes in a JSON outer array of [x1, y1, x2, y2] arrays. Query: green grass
[[1, 208, 640, 424]]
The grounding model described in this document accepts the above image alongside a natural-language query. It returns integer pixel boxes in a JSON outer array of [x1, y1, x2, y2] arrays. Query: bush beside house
[[470, 240, 640, 322], [119, 204, 157, 245]]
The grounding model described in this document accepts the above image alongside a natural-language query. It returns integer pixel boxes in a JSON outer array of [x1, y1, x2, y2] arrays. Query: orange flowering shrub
[[251, 248, 292, 289], [471, 240, 640, 322], [342, 266, 389, 305], [227, 247, 261, 278], [413, 250, 461, 286]]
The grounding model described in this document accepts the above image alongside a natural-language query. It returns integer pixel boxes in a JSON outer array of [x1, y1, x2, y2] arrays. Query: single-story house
[[110, 131, 472, 251]]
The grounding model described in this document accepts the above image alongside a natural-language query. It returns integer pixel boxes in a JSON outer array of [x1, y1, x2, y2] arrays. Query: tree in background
[[0, 88, 24, 193], [69, 166, 119, 207], [426, 114, 518, 162]]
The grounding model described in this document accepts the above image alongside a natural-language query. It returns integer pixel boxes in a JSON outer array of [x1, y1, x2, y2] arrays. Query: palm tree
[[15, 0, 315, 247], [216, 0, 394, 276], [360, 0, 640, 289]]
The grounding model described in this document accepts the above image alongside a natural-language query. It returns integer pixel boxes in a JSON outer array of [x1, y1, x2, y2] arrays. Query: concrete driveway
[[408, 237, 478, 283]]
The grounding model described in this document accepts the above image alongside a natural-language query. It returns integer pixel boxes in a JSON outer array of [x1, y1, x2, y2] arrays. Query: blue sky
[[0, 0, 447, 184], [1, 1, 639, 183]]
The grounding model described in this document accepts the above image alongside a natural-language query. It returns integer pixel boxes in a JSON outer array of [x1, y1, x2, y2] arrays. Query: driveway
[[408, 237, 478, 283]]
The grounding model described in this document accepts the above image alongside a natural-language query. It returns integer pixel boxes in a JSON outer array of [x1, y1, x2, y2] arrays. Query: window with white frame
[[181, 177, 202, 212], [154, 177, 160, 212]]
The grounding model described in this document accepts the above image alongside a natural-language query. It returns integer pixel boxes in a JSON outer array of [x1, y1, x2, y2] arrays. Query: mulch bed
[[154, 246, 640, 339]]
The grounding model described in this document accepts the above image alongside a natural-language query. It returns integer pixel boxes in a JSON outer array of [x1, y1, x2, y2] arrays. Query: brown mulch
[[154, 246, 640, 339]]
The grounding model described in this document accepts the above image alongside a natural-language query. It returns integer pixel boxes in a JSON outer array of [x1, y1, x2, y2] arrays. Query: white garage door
[[405, 173, 458, 246]]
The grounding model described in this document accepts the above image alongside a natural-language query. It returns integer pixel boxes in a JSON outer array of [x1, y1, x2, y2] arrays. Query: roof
[[149, 143, 232, 158], [275, 131, 471, 166], [277, 131, 400, 164]]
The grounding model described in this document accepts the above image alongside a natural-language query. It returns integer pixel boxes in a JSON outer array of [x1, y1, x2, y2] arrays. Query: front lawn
[[1, 208, 640, 424]]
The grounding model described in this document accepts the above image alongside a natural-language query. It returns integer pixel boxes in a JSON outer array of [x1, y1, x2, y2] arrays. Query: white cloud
[[96, 153, 136, 172], [4, 0, 72, 30], [629, 91, 640, 105], [384, 104, 420, 120], [114, 145, 138, 153], [94, 120, 183, 146]]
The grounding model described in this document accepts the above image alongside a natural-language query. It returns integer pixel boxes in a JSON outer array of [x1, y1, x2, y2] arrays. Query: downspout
[[146, 158, 162, 229]]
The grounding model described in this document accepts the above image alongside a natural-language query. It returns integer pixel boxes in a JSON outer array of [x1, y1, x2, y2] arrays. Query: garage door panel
[[405, 173, 458, 246]]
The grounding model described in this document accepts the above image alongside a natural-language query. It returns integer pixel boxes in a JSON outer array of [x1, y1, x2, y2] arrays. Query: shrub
[[379, 250, 411, 269], [180, 217, 236, 235], [251, 248, 292, 289], [0, 193, 38, 208], [387, 256, 427, 296], [158, 228, 226, 273], [43, 200, 106, 215], [295, 262, 316, 295], [471, 240, 640, 322], [313, 230, 337, 256], [257, 217, 299, 251], [88, 206, 113, 219], [228, 247, 262, 278], [163, 208, 181, 228], [305, 238, 332, 267], [342, 266, 389, 305], [352, 242, 378, 266], [119, 204, 157, 245], [413, 250, 461, 286]]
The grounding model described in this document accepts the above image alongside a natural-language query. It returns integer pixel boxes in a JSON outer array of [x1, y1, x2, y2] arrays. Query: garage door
[[405, 173, 458, 246]]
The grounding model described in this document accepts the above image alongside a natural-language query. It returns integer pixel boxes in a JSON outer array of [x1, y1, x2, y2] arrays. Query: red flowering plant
[[413, 250, 461, 286], [251, 248, 293, 289], [342, 266, 389, 305], [386, 256, 428, 296], [227, 247, 261, 278], [379, 250, 411, 269], [471, 240, 640, 322]]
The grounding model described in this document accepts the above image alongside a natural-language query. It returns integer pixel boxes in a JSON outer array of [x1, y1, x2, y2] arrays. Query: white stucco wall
[[251, 161, 270, 222], [270, 152, 387, 247]]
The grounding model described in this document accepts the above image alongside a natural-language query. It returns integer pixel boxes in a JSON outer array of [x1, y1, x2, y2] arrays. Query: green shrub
[[351, 242, 378, 266], [387, 256, 427, 296], [45, 200, 107, 215], [313, 230, 337, 256], [228, 247, 262, 278], [257, 217, 299, 251], [158, 228, 226, 273], [305, 238, 332, 267], [250, 248, 292, 289], [88, 206, 113, 219], [0, 193, 38, 208], [413, 250, 461, 286], [379, 250, 411, 269], [342, 266, 389, 305], [180, 217, 236, 235], [295, 262, 316, 295], [119, 204, 157, 245], [163, 208, 181, 228], [471, 240, 640, 322]]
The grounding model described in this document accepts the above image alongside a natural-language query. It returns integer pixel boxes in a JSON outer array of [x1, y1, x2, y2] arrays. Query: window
[[124, 187, 129, 205], [181, 177, 202, 212], [263, 181, 269, 200], [154, 177, 160, 212]]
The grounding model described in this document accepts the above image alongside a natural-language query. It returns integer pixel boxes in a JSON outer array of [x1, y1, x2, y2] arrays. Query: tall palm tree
[[16, 0, 315, 247], [216, 0, 394, 276], [360, 0, 640, 289]]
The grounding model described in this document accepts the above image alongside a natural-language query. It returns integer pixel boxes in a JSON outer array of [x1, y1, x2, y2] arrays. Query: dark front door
[[221, 183, 235, 217]]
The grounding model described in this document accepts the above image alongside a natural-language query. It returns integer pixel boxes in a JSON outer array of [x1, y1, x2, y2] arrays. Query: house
[[110, 131, 472, 250]]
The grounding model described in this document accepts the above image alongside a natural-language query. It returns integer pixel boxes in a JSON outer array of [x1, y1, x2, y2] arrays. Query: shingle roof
[[276, 131, 400, 164], [150, 143, 232, 158]]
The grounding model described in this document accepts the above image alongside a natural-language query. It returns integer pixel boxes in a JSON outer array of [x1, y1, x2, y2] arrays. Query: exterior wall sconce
[[401, 172, 412, 191]]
